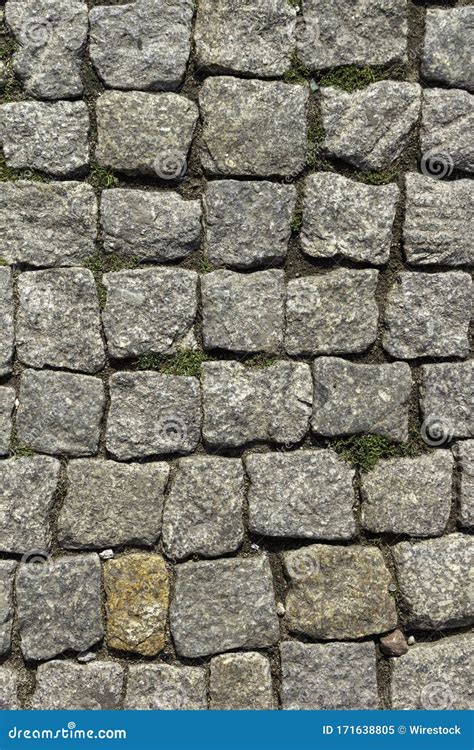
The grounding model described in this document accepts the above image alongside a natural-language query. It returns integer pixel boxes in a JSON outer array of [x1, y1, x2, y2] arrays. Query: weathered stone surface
[[17, 269, 105, 373], [0, 668, 18, 710], [16, 553, 103, 660], [0, 61, 6, 89], [95, 91, 198, 177], [162, 457, 244, 560], [379, 629, 408, 657], [321, 82, 421, 170], [103, 268, 198, 359], [393, 534, 473, 630], [312, 357, 412, 442], [1, 181, 97, 267], [104, 553, 169, 656], [456, 441, 474, 529], [301, 173, 399, 265], [280, 641, 378, 710], [284, 544, 397, 640], [170, 556, 279, 658], [89, 0, 193, 91], [420, 363, 473, 440], [125, 664, 207, 710], [0, 456, 60, 554], [31, 661, 124, 710], [0, 387, 14, 456], [361, 452, 453, 537], [195, 0, 295, 77], [202, 360, 312, 449], [6, 0, 88, 99], [422, 8, 474, 92], [58, 460, 169, 550], [210, 652, 274, 710], [0, 561, 16, 656], [200, 77, 308, 178], [0, 268, 14, 377], [421, 89, 474, 174], [101, 189, 201, 263], [392, 634, 473, 710], [202, 270, 285, 353], [204, 180, 296, 270], [404, 173, 473, 266], [285, 270, 379, 356], [246, 450, 356, 540], [0, 100, 89, 176], [106, 371, 201, 460]]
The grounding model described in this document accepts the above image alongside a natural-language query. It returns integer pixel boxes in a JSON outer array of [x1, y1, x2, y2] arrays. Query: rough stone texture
[[1, 181, 97, 268], [301, 173, 399, 265], [422, 8, 474, 92], [201, 270, 285, 354], [58, 460, 170, 550], [404, 173, 473, 266], [0, 668, 18, 710], [420, 363, 473, 440], [379, 629, 408, 657], [6, 0, 88, 99], [125, 664, 207, 710], [204, 180, 296, 270], [280, 641, 378, 710], [100, 189, 201, 263], [95, 91, 198, 177], [0, 268, 14, 377], [162, 457, 245, 560], [392, 634, 473, 710], [202, 361, 312, 449], [0, 100, 89, 176], [170, 556, 279, 658], [0, 456, 60, 554], [104, 553, 169, 656], [383, 272, 471, 359], [284, 544, 397, 640], [456, 441, 474, 530], [210, 653, 274, 710], [285, 270, 379, 356], [17, 269, 105, 373], [16, 553, 103, 661], [361, 452, 454, 537], [106, 371, 201, 460], [321, 82, 421, 170], [17, 370, 105, 457], [420, 88, 473, 174], [195, 0, 295, 77], [0, 561, 16, 656], [31, 661, 124, 710], [103, 268, 198, 359], [312, 358, 412, 442], [246, 450, 356, 540], [392, 534, 473, 630], [89, 0, 193, 91], [0, 387, 14, 456], [200, 77, 308, 178]]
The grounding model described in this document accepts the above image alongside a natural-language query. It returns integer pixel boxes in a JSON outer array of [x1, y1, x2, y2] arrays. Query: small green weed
[[243, 354, 277, 369], [332, 431, 424, 473], [318, 66, 380, 92], [89, 164, 119, 189], [136, 350, 208, 378], [283, 53, 311, 85]]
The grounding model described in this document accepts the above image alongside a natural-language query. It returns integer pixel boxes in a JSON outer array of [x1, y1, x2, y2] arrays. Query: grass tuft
[[136, 350, 208, 378], [243, 354, 277, 369], [318, 66, 379, 92], [0, 154, 45, 182], [283, 52, 311, 85], [89, 163, 119, 189], [332, 430, 424, 473], [0, 258, 8, 266], [11, 440, 35, 459], [352, 169, 399, 185], [290, 207, 303, 234]]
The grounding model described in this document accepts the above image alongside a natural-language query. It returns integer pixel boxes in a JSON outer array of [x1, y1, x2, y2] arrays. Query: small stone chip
[[379, 629, 408, 657], [0, 561, 16, 656], [420, 362, 473, 440], [0, 268, 14, 377], [210, 652, 274, 710], [421, 89, 473, 174], [0, 668, 19, 710], [31, 661, 124, 710], [422, 8, 474, 92], [455, 441, 474, 529], [0, 387, 14, 456], [125, 664, 207, 710]]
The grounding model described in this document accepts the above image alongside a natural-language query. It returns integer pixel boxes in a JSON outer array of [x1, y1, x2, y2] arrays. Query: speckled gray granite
[[420, 363, 473, 440], [0, 268, 14, 377], [456, 441, 474, 529], [31, 661, 124, 710], [0, 561, 16, 656], [420, 88, 473, 174], [210, 652, 274, 710], [422, 8, 474, 92], [125, 664, 207, 710], [0, 387, 14, 456]]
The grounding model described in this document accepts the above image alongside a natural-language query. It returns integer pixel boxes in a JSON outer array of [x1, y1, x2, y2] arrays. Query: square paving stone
[[455, 441, 474, 530], [195, 0, 295, 77], [0, 561, 16, 656], [420, 362, 473, 440], [170, 556, 279, 658], [321, 82, 421, 171], [199, 77, 308, 179], [106, 371, 201, 460], [0, 101, 90, 176], [1, 181, 98, 268], [204, 180, 296, 270], [201, 270, 285, 354], [301, 173, 399, 265], [17, 269, 105, 374], [95, 91, 198, 177], [285, 269, 379, 356], [31, 661, 124, 710], [202, 360, 312, 449], [0, 668, 19, 710], [16, 553, 103, 661], [420, 89, 473, 174], [100, 189, 201, 263], [0, 456, 60, 554], [283, 544, 397, 640], [0, 268, 14, 377], [392, 534, 473, 630], [383, 272, 471, 359], [246, 450, 356, 541], [16, 370, 105, 457], [0, 387, 14, 456], [210, 653, 274, 710], [162, 456, 245, 560], [125, 664, 207, 710], [422, 8, 474, 92], [58, 459, 169, 550], [280, 641, 378, 710], [89, 0, 193, 91]]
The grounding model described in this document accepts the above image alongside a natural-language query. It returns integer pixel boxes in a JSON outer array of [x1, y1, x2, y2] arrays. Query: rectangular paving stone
[[421, 89, 473, 174], [125, 664, 207, 710], [422, 8, 474, 92], [170, 556, 279, 658], [58, 459, 169, 550], [0, 561, 16, 656], [210, 653, 274, 710], [0, 668, 19, 710], [455, 440, 474, 530], [0, 387, 14, 456], [0, 268, 14, 377], [31, 661, 124, 710], [420, 363, 473, 441]]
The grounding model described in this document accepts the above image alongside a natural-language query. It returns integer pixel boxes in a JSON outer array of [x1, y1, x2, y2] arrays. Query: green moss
[[318, 66, 379, 92], [290, 206, 303, 233], [11, 440, 35, 459], [200, 257, 215, 274], [283, 52, 311, 85], [0, 258, 7, 266], [353, 169, 399, 185], [287, 0, 299, 6], [84, 253, 139, 309], [89, 164, 119, 189], [136, 350, 208, 378], [0, 154, 45, 182], [332, 430, 424, 473], [243, 354, 277, 369]]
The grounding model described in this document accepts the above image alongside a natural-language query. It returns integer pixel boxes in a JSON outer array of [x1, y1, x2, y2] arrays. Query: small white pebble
[[276, 602, 285, 616], [14, 399, 20, 409], [77, 652, 96, 664], [250, 543, 260, 551], [388, 583, 397, 593], [99, 549, 114, 560], [407, 636, 416, 645]]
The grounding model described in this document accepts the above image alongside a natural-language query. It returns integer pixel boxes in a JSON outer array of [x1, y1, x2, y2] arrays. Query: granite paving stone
[[31, 661, 124, 710], [420, 89, 473, 174], [0, 387, 14, 456], [0, 668, 19, 710], [125, 664, 207, 710], [0, 561, 16, 656], [210, 653, 274, 710], [455, 441, 474, 530], [420, 363, 473, 441], [422, 8, 474, 92], [0, 268, 14, 377]]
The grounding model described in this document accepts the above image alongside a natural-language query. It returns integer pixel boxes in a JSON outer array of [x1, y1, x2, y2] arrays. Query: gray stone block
[[0, 268, 14, 377], [125, 664, 207, 710], [0, 561, 16, 656], [422, 8, 474, 92], [0, 668, 19, 709], [210, 652, 274, 710], [455, 440, 474, 530], [31, 661, 124, 710], [420, 363, 473, 441], [421, 88, 473, 174], [0, 387, 14, 456]]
